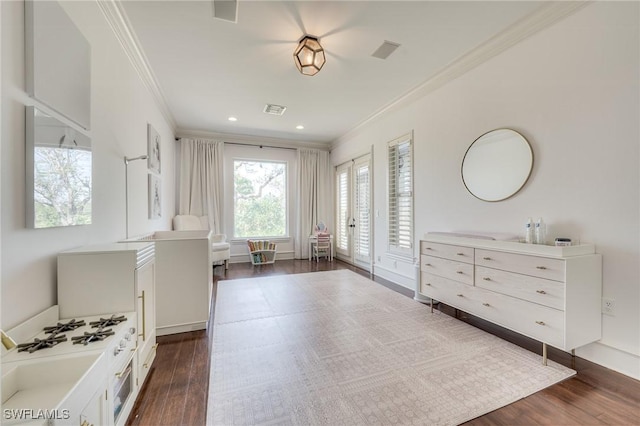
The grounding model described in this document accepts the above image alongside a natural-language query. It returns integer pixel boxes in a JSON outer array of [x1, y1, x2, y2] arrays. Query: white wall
[[331, 2, 639, 378], [1, 1, 175, 329]]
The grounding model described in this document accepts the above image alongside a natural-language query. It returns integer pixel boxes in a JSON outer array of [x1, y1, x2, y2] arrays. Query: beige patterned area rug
[[207, 270, 575, 425]]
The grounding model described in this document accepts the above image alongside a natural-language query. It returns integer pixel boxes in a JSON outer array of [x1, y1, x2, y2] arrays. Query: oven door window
[[114, 358, 133, 422]]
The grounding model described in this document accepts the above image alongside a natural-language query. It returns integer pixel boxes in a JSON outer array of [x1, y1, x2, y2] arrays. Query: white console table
[[419, 233, 602, 364]]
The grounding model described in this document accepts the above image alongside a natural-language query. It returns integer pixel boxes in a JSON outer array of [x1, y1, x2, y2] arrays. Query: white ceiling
[[120, 1, 545, 145]]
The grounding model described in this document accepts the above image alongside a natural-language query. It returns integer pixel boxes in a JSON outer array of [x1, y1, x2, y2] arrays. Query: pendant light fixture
[[293, 35, 325, 76]]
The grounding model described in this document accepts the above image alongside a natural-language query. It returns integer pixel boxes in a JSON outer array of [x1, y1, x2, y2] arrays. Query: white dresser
[[419, 234, 602, 362]]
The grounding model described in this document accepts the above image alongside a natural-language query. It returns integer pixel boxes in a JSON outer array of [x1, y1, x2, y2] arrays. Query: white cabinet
[[80, 385, 108, 426], [134, 259, 156, 387], [57, 242, 157, 389], [127, 231, 212, 336], [419, 234, 602, 357]]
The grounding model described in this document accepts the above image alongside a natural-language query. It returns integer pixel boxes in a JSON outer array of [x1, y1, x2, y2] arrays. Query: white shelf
[[249, 250, 276, 265], [247, 240, 277, 265]]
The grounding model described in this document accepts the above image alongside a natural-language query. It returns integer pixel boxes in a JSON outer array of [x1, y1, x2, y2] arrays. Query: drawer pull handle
[[425, 263, 432, 267], [536, 266, 547, 270], [536, 290, 547, 294], [456, 271, 464, 274], [483, 277, 491, 281], [143, 343, 159, 368], [457, 294, 464, 297], [425, 283, 431, 286], [456, 252, 464, 256], [535, 321, 546, 326], [425, 247, 432, 250], [482, 303, 490, 307], [483, 257, 491, 260]]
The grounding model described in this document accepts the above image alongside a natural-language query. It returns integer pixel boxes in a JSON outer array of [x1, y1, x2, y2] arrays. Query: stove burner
[[71, 328, 115, 345], [17, 335, 68, 353], [90, 315, 126, 329], [43, 319, 86, 335]]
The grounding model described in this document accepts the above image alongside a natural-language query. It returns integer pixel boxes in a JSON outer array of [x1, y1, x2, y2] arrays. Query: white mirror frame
[[461, 128, 533, 202]]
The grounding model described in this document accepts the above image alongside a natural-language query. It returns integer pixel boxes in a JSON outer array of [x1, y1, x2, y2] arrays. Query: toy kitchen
[[1, 242, 157, 426]]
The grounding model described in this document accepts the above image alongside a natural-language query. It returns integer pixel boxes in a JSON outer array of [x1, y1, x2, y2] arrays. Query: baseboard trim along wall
[[372, 264, 414, 290], [230, 250, 295, 264], [577, 341, 640, 380]]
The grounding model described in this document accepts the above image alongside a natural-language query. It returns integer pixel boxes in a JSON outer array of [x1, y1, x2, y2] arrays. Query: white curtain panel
[[178, 138, 224, 234], [295, 149, 333, 259], [316, 150, 333, 235]]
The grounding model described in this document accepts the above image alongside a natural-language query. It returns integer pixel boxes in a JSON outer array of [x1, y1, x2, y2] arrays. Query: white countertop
[[423, 232, 595, 258]]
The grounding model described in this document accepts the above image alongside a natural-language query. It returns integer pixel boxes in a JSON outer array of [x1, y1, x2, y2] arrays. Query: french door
[[335, 154, 371, 270]]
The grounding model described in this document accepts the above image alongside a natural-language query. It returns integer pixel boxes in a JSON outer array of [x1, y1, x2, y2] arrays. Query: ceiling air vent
[[212, 0, 238, 23], [371, 40, 401, 60], [263, 104, 287, 116]]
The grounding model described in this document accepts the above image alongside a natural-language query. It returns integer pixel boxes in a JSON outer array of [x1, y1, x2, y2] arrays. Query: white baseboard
[[372, 264, 414, 290], [230, 250, 295, 264], [576, 341, 640, 380], [156, 321, 207, 336]]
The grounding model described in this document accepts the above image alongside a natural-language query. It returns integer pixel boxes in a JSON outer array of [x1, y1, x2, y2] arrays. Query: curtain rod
[[175, 137, 298, 151], [224, 141, 298, 151]]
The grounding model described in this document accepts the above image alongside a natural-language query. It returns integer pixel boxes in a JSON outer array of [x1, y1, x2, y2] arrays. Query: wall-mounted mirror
[[26, 107, 92, 228], [461, 128, 533, 202], [26, 0, 91, 130]]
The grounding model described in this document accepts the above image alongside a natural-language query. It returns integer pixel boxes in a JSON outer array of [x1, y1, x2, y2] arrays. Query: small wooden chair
[[313, 233, 331, 262]]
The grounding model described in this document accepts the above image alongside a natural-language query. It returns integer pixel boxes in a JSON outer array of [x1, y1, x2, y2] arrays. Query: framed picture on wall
[[148, 174, 161, 219], [147, 123, 161, 174]]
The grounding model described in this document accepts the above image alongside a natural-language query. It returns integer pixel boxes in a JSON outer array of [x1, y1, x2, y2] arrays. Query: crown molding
[[97, 0, 177, 131], [332, 1, 590, 149]]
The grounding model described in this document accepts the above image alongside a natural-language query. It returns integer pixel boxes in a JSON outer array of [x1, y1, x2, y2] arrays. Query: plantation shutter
[[388, 134, 413, 254], [336, 169, 349, 251], [355, 163, 370, 259]]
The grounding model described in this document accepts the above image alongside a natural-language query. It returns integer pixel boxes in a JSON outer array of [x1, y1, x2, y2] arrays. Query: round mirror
[[461, 128, 533, 202]]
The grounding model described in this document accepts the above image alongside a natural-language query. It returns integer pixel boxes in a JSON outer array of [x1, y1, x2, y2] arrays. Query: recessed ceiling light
[[296, 125, 304, 130], [228, 116, 237, 122]]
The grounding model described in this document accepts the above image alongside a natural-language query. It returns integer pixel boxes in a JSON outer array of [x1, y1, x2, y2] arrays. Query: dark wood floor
[[127, 260, 640, 426]]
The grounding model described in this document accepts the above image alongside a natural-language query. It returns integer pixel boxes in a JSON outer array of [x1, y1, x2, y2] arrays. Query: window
[[388, 133, 413, 255], [233, 160, 287, 238]]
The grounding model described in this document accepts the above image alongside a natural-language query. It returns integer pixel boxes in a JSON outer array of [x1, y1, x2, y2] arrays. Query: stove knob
[[124, 333, 131, 341], [114, 346, 124, 356], [129, 327, 136, 335]]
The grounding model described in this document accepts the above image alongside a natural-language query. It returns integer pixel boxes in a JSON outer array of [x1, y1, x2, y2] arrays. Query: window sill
[[231, 236, 292, 245]]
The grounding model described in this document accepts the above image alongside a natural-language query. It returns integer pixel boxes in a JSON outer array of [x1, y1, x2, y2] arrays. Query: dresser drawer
[[475, 266, 565, 310], [475, 249, 565, 282], [420, 272, 476, 313], [421, 241, 474, 264], [421, 255, 474, 285], [473, 290, 564, 349]]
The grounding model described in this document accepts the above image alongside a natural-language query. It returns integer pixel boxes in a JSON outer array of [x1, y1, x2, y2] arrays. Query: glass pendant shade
[[294, 36, 325, 76]]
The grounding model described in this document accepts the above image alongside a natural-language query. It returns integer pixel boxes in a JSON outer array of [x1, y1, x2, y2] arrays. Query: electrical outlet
[[602, 298, 615, 316]]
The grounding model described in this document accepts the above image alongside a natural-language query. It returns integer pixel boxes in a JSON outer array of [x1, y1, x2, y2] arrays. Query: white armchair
[[173, 215, 230, 269]]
